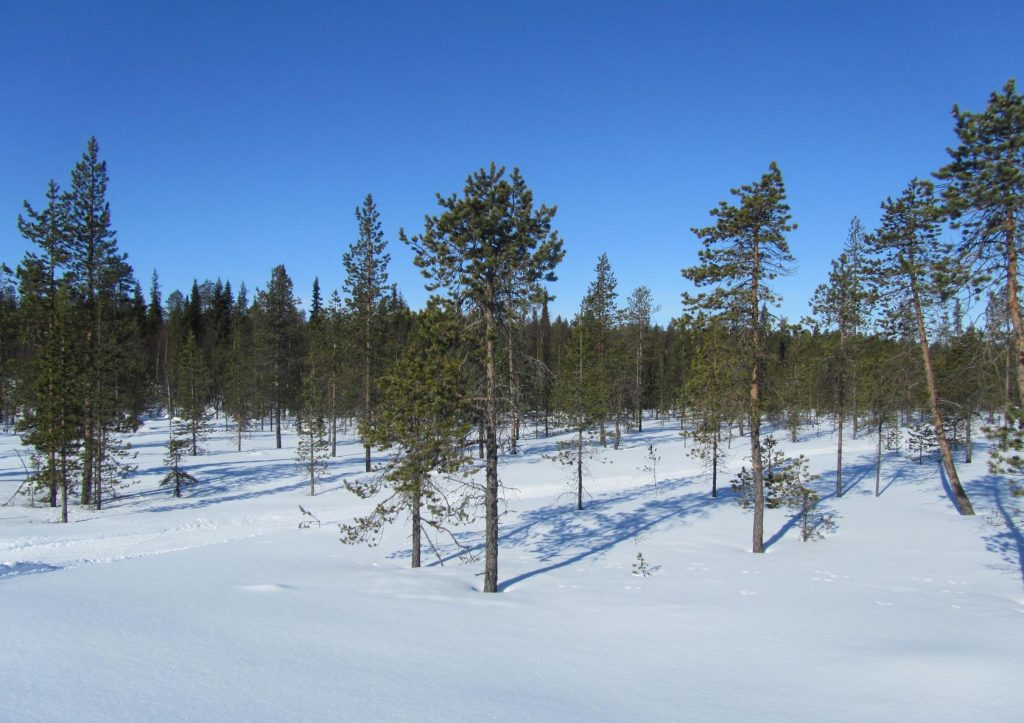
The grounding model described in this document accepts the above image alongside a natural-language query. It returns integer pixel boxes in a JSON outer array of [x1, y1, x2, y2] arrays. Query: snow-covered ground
[[2, 415, 1022, 721]]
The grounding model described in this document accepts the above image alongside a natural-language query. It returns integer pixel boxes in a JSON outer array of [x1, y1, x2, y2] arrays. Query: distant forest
[[2, 80, 1021, 591]]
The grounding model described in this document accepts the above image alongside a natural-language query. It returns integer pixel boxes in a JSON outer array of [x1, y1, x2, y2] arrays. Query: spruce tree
[[253, 265, 303, 449], [404, 163, 563, 592], [15, 179, 80, 516], [682, 162, 796, 553]]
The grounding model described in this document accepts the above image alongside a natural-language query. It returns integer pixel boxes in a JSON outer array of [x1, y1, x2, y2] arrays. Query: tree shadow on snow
[[418, 478, 729, 590], [970, 474, 1024, 587]]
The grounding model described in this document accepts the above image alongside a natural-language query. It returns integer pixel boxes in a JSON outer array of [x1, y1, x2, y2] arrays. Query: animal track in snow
[[811, 570, 849, 583]]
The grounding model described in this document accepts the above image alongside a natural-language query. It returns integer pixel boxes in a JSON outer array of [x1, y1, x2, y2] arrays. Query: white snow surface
[[2, 416, 1023, 721]]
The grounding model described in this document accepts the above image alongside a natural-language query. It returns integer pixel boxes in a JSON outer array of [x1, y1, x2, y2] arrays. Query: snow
[[2, 417, 1023, 721]]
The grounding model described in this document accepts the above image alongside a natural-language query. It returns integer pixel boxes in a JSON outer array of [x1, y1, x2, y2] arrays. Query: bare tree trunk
[[711, 431, 718, 497], [331, 379, 337, 458], [275, 400, 282, 449], [411, 489, 422, 568], [875, 415, 882, 497], [1004, 215, 1024, 404], [965, 411, 973, 463], [836, 406, 844, 498], [483, 306, 499, 593], [750, 243, 765, 553], [576, 427, 584, 510], [363, 304, 373, 472], [910, 278, 974, 515]]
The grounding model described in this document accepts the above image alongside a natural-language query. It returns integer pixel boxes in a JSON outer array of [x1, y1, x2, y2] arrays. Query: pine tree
[[343, 194, 391, 472], [551, 310, 607, 510], [869, 179, 975, 515], [624, 285, 659, 432], [811, 216, 871, 496], [174, 330, 211, 455], [223, 306, 256, 452], [580, 254, 618, 446], [683, 320, 742, 497], [682, 162, 796, 553], [936, 80, 1024, 401], [162, 417, 198, 498], [404, 163, 563, 592], [66, 137, 141, 510], [295, 369, 330, 497], [296, 283, 332, 495], [342, 303, 474, 567]]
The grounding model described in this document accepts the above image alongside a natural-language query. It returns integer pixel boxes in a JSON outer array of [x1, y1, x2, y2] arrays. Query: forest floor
[[2, 415, 1023, 721]]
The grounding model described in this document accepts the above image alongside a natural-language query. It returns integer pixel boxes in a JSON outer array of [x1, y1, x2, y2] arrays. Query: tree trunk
[[750, 388, 765, 553], [60, 450, 68, 523], [750, 241, 765, 553], [363, 304, 373, 472], [331, 379, 337, 458], [1004, 213, 1024, 404], [275, 401, 282, 449], [577, 427, 584, 510], [309, 432, 316, 496], [483, 305, 499, 593], [95, 429, 104, 511], [910, 278, 974, 515], [411, 488, 422, 569], [875, 415, 882, 497], [836, 406, 844, 498], [711, 432, 718, 497], [965, 411, 973, 463]]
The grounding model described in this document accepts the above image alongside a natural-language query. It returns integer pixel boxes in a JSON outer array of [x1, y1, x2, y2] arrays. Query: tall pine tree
[[404, 163, 563, 592], [682, 162, 796, 553]]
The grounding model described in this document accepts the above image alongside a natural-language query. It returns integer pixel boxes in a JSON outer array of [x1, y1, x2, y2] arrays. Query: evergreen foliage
[[342, 303, 475, 568], [682, 162, 796, 553], [403, 163, 562, 592], [343, 194, 391, 473]]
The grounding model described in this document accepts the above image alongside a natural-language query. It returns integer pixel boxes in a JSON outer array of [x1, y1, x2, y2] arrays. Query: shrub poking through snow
[[733, 436, 835, 542], [906, 424, 939, 464], [632, 552, 653, 577]]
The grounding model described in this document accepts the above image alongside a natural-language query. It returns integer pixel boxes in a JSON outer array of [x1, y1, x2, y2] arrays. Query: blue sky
[[2, 1, 1021, 325]]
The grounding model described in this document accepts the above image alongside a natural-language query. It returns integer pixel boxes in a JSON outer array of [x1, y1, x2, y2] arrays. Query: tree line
[[2, 80, 1022, 592]]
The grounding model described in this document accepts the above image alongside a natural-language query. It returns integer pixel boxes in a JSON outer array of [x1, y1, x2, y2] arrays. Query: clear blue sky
[[2, 1, 1021, 325]]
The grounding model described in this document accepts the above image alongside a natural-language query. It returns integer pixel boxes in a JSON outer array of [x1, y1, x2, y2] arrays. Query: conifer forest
[[2, 79, 1024, 720]]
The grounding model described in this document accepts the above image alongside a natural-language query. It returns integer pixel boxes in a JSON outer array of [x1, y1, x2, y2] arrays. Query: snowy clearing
[[2, 417, 1023, 721]]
